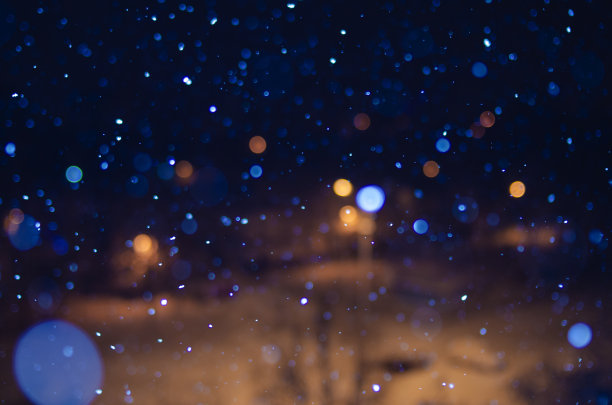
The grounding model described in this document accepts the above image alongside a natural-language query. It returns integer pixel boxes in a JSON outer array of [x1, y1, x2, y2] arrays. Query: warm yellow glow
[[333, 179, 353, 197], [357, 216, 376, 235], [423, 160, 440, 178], [479, 111, 495, 128], [249, 136, 267, 154], [133, 234, 153, 255], [339, 205, 358, 224], [509, 181, 526, 198], [175, 160, 194, 179], [353, 113, 371, 131]]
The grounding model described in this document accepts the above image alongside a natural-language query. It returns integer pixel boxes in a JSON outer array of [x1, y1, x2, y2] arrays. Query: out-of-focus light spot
[[175, 160, 193, 179], [471, 61, 488, 78], [248, 136, 267, 154], [588, 229, 604, 244], [435, 138, 450, 153], [333, 178, 353, 197], [209, 105, 217, 113], [160, 298, 168, 306], [133, 234, 153, 255], [372, 384, 381, 392], [6, 213, 40, 251], [13, 320, 103, 405], [413, 219, 429, 234], [479, 111, 495, 128], [548, 193, 555, 203], [353, 113, 371, 131], [567, 323, 592, 348], [250, 165, 263, 178], [5, 142, 16, 155], [6, 208, 25, 226], [509, 181, 526, 198], [547, 81, 560, 96], [300, 297, 308, 305], [65, 166, 83, 183], [480, 328, 487, 335], [339, 205, 358, 224], [423, 160, 440, 178], [356, 185, 385, 213]]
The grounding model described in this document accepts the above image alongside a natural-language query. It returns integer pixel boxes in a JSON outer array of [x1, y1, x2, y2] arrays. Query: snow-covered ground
[[1, 259, 609, 404]]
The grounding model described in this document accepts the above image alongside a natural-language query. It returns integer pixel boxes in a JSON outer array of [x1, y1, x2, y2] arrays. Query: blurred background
[[0, 0, 609, 404]]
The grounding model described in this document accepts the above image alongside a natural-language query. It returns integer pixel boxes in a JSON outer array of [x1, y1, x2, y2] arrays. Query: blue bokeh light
[[413, 219, 429, 234], [356, 185, 385, 213], [471, 62, 488, 78], [65, 166, 83, 183], [13, 320, 103, 405], [8, 215, 40, 251], [567, 323, 592, 349], [250, 165, 263, 178], [435, 138, 450, 153]]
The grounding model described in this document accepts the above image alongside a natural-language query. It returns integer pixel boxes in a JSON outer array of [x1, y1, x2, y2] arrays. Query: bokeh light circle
[[509, 181, 526, 198], [452, 196, 479, 224], [472, 62, 488, 78], [339, 205, 358, 224], [248, 136, 267, 154], [13, 320, 103, 405], [413, 219, 429, 234], [7, 214, 40, 251], [250, 165, 263, 178], [333, 179, 353, 197], [65, 166, 83, 183], [356, 185, 385, 213], [423, 160, 440, 178], [567, 323, 592, 349], [353, 113, 371, 131], [479, 111, 495, 128], [435, 138, 450, 153]]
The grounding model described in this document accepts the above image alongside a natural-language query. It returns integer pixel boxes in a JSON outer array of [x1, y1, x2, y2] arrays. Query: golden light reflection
[[333, 179, 353, 197], [353, 113, 371, 131], [133, 234, 153, 255], [479, 111, 495, 128], [339, 205, 358, 224], [175, 160, 194, 179], [248, 136, 267, 154], [423, 160, 440, 178], [509, 181, 526, 198]]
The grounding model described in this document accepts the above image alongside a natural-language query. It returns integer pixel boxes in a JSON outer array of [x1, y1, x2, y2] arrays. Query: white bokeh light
[[355, 185, 385, 213]]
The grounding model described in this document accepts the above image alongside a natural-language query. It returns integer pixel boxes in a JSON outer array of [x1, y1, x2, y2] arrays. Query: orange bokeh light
[[509, 181, 526, 198], [249, 136, 267, 154], [480, 111, 495, 128], [133, 234, 153, 255], [339, 205, 358, 224], [353, 113, 371, 131], [333, 179, 353, 197], [175, 160, 194, 179], [423, 160, 440, 178]]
